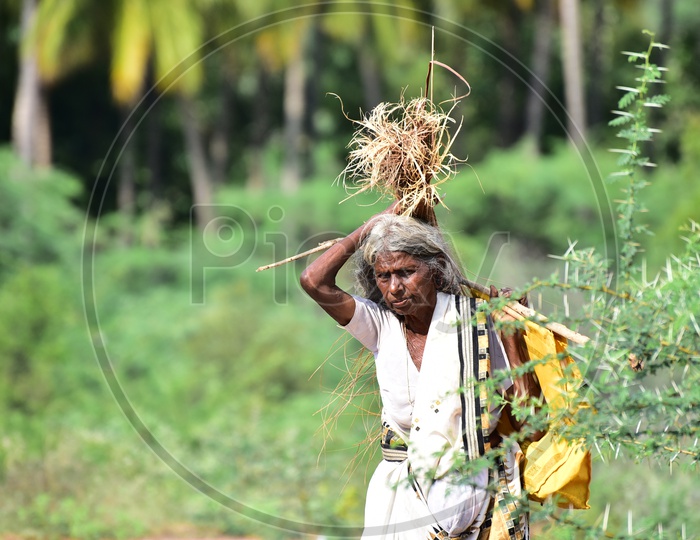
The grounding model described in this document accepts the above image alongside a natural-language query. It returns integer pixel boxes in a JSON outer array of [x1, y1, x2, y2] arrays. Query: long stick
[[256, 241, 591, 346], [471, 279, 642, 369], [502, 304, 590, 345], [464, 279, 591, 345], [255, 238, 344, 272], [461, 278, 590, 345]]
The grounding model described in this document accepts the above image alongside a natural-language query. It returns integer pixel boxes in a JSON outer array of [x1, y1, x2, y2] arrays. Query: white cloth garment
[[344, 292, 523, 539]]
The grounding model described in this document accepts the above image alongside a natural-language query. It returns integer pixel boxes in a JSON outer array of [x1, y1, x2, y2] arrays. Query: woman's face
[[373, 251, 437, 319]]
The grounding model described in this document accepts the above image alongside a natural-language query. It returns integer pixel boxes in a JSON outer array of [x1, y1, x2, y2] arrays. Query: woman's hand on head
[[299, 199, 400, 327], [361, 200, 401, 238]]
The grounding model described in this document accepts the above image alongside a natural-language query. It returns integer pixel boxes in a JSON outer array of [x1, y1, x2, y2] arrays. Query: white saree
[[345, 292, 528, 540]]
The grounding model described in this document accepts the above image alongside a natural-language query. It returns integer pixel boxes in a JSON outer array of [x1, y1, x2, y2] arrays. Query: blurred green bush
[[0, 140, 697, 537]]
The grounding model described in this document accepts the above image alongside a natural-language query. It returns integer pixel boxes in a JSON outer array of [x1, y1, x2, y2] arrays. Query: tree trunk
[[525, 0, 555, 151], [12, 0, 52, 167], [247, 68, 270, 191], [649, 0, 674, 164], [358, 27, 382, 112], [303, 20, 323, 179], [281, 51, 306, 194], [117, 107, 137, 245], [146, 91, 163, 206], [210, 63, 234, 187], [559, 0, 587, 146], [497, 1, 522, 147], [178, 94, 214, 229], [587, 0, 607, 128], [658, 0, 674, 67]]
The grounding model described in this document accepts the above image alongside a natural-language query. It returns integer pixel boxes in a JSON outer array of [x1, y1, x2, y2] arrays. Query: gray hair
[[354, 214, 468, 303]]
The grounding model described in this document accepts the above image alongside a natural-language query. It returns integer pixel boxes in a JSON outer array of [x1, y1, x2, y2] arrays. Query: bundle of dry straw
[[335, 93, 464, 225]]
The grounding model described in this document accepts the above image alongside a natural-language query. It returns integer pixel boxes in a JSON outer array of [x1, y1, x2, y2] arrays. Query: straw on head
[[337, 94, 464, 224]]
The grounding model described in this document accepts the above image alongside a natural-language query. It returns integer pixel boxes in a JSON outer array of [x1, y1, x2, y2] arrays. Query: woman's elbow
[[300, 265, 338, 301], [299, 267, 318, 295]]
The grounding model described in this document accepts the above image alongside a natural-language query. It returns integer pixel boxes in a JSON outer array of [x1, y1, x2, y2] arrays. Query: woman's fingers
[[491, 285, 529, 308], [491, 285, 521, 322]]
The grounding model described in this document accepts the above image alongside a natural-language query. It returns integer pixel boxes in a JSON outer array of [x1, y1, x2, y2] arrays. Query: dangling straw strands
[[312, 340, 382, 479]]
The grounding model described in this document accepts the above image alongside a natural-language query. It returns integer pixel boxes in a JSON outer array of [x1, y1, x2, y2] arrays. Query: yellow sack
[[520, 320, 591, 509]]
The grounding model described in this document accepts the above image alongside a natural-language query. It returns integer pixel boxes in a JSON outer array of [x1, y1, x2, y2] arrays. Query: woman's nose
[[389, 275, 402, 293]]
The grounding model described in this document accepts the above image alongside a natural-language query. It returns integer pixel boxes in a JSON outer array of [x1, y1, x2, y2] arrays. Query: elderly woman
[[300, 204, 536, 540]]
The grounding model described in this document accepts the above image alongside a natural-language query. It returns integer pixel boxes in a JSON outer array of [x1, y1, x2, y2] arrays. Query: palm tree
[[524, 0, 555, 150], [433, 0, 534, 149], [321, 1, 421, 112], [558, 0, 586, 145], [111, 0, 214, 228], [249, 3, 320, 193], [237, 2, 421, 208], [12, 0, 51, 167], [26, 0, 215, 228]]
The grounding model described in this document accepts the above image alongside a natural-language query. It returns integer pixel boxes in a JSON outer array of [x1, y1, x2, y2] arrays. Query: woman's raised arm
[[300, 203, 398, 326]]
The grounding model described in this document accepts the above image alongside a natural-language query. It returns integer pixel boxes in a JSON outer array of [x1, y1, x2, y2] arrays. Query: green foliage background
[[2, 127, 698, 537], [2, 1, 700, 539]]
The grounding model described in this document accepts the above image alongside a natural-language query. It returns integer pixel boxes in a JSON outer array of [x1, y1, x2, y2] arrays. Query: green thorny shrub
[[484, 31, 699, 539]]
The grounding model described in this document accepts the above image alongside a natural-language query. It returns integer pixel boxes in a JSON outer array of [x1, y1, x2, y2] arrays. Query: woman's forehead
[[374, 251, 422, 269]]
